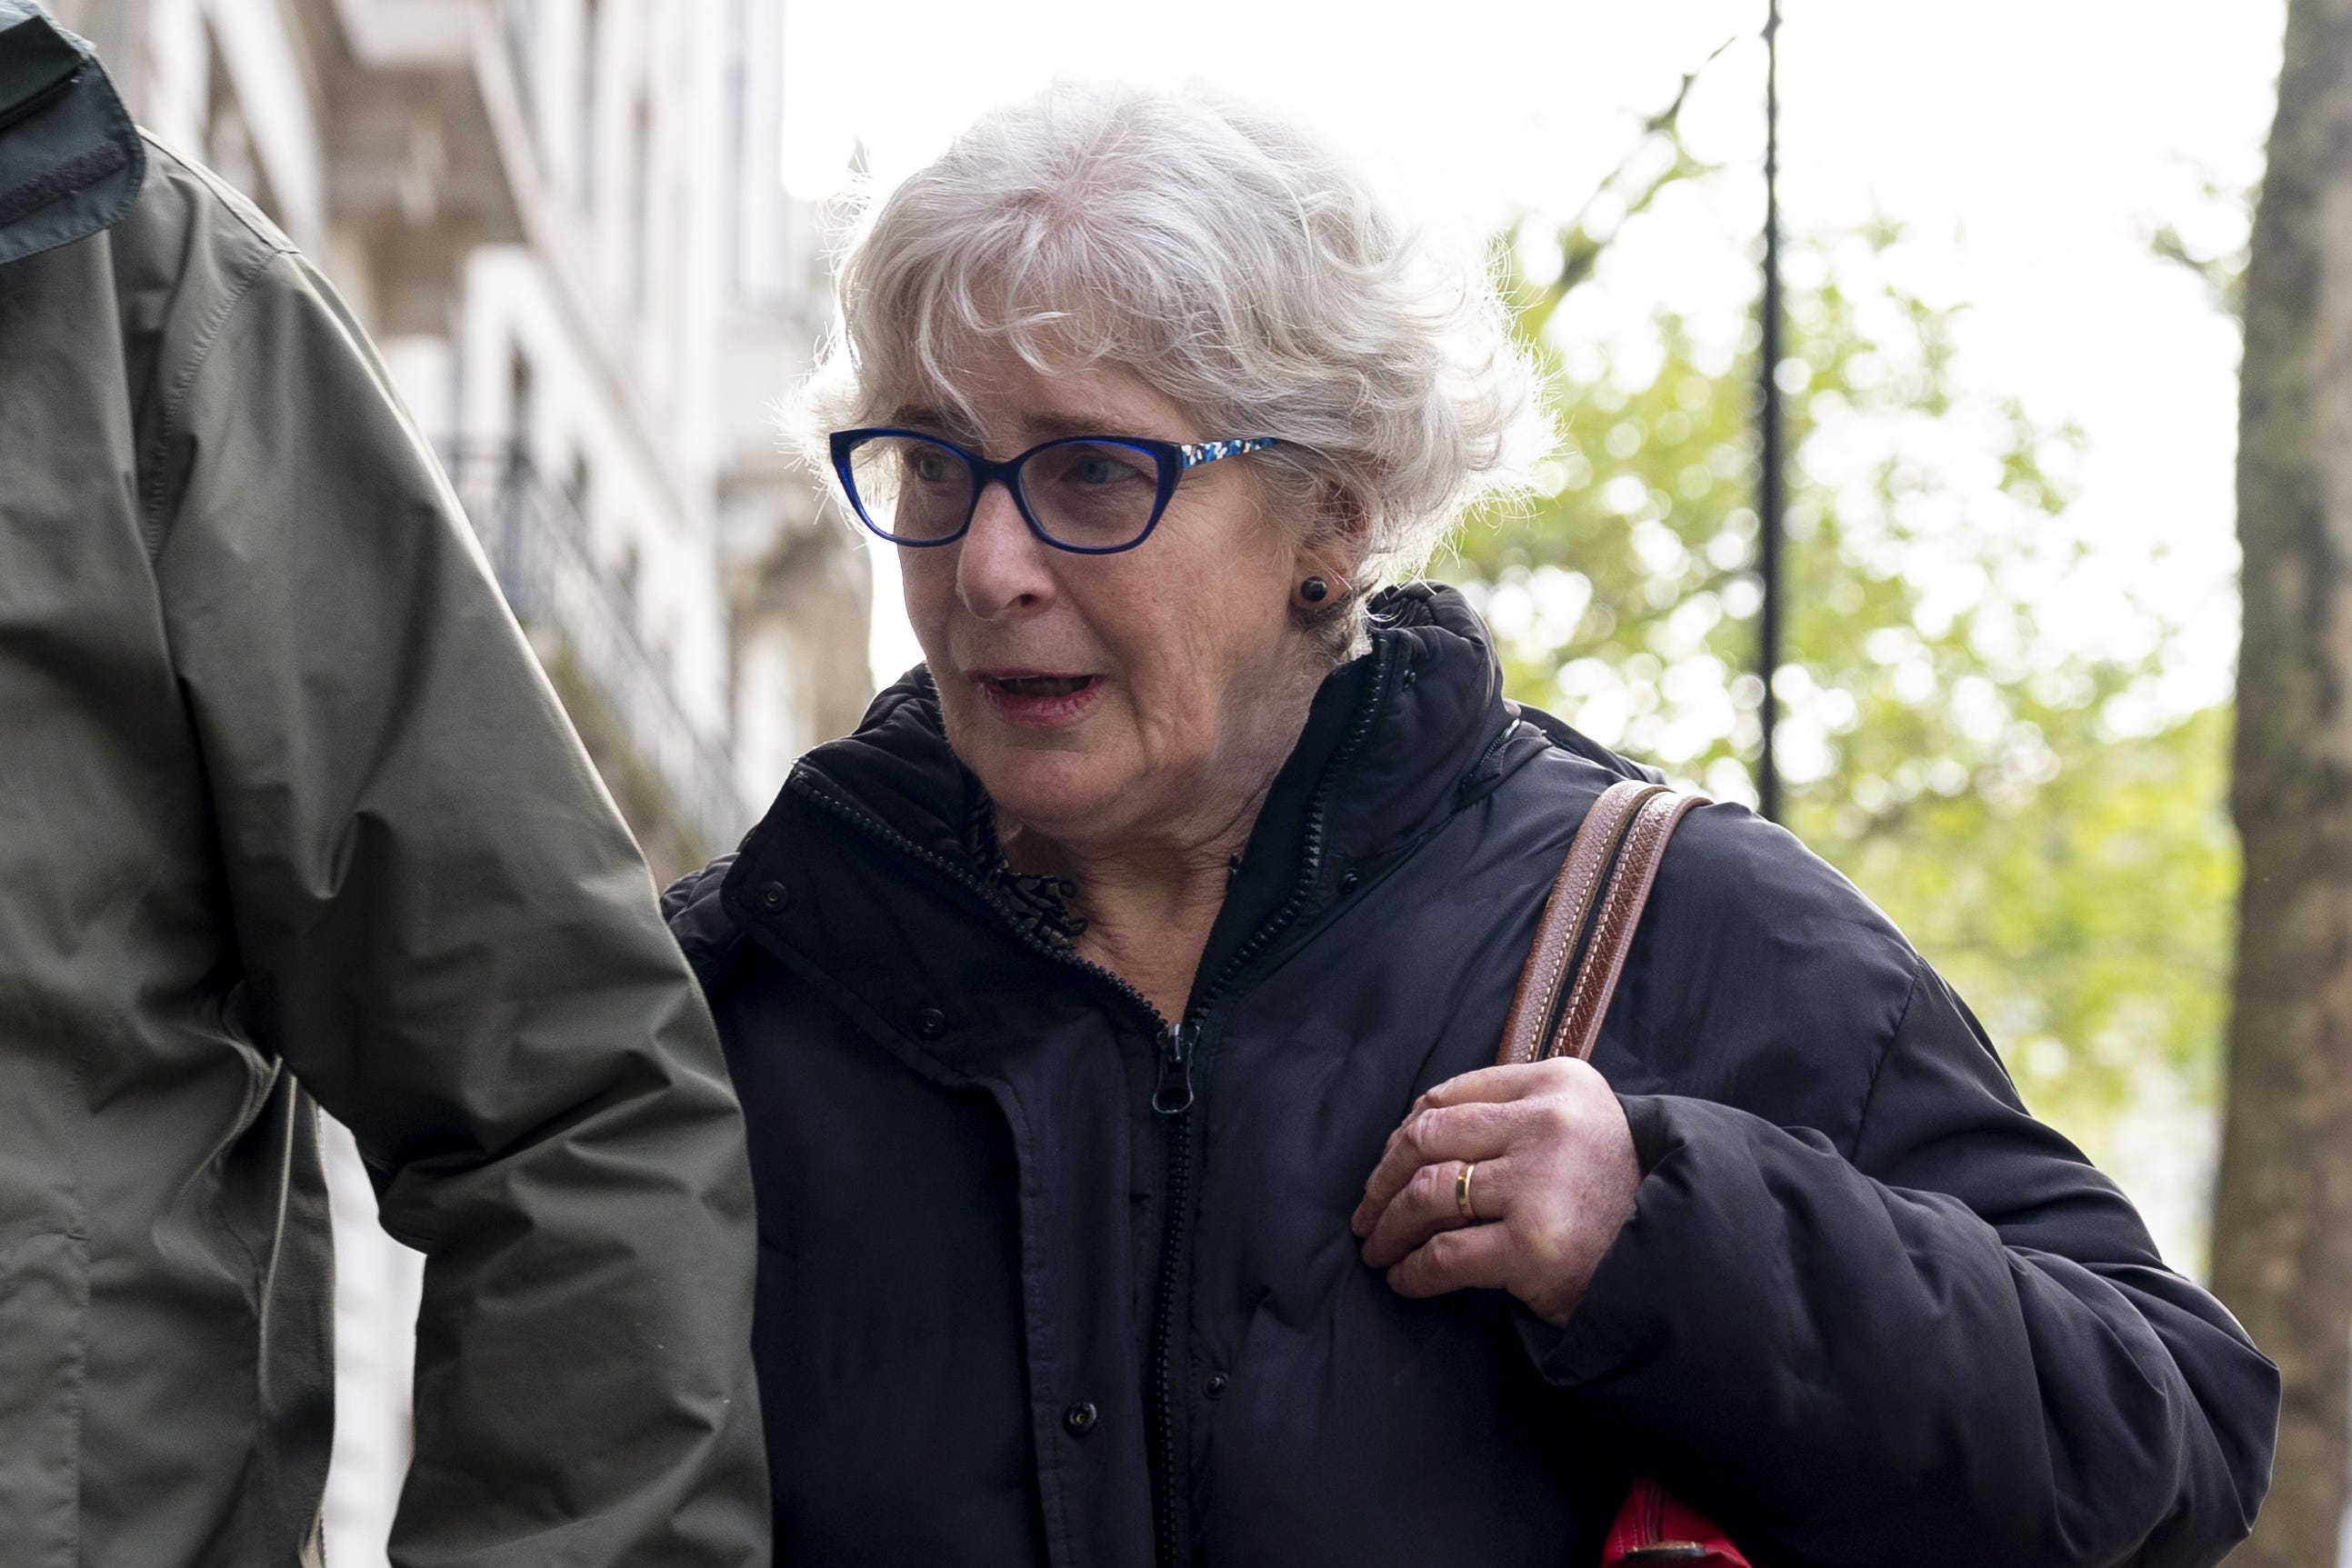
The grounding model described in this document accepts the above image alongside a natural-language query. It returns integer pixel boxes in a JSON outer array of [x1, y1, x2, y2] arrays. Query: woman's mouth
[[974, 672, 1105, 728]]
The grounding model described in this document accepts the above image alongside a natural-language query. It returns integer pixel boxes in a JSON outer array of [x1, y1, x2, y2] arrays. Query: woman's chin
[[963, 748, 1137, 842]]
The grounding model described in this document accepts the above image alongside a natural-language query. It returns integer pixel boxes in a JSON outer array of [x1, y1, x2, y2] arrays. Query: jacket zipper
[[1472, 716, 1519, 778], [1142, 636, 1392, 1568], [787, 634, 1396, 1568]]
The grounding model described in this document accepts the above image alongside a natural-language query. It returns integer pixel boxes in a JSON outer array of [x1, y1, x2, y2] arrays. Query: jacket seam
[[235, 1082, 299, 1563], [989, 1076, 1088, 1568], [143, 133, 298, 255], [1847, 954, 1927, 1162], [138, 244, 292, 562], [55, 1227, 89, 1568]]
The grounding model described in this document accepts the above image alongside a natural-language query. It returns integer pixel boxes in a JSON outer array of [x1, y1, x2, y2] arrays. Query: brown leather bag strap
[[1495, 781, 1709, 1069], [1494, 780, 1659, 1066], [1551, 788, 1706, 1062]]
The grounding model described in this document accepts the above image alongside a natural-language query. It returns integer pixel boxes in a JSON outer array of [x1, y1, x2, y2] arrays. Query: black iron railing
[[439, 442, 747, 849]]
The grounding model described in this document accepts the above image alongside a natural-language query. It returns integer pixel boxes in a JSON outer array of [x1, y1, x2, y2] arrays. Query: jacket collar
[[0, 5, 144, 268], [722, 582, 1526, 1018]]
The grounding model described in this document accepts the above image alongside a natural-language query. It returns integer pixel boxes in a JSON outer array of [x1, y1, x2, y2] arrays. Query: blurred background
[[45, 0, 2316, 1562]]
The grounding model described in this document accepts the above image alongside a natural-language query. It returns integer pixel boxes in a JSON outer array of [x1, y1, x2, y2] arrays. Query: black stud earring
[[1300, 577, 1329, 604]]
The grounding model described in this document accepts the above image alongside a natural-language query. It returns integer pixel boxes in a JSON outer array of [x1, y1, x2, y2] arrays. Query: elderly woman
[[666, 85, 2276, 1566]]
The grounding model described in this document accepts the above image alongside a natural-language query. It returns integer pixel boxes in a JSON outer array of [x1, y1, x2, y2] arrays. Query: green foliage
[[1444, 199, 2235, 1162], [2147, 166, 2253, 322], [1845, 705, 2233, 1122]]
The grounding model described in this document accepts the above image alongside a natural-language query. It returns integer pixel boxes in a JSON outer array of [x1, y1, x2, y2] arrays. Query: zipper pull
[[1152, 1021, 1198, 1115]]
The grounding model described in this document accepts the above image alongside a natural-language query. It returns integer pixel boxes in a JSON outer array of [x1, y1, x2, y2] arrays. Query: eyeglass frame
[[827, 427, 1285, 555]]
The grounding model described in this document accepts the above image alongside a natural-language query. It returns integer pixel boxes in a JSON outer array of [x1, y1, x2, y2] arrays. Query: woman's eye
[[1067, 452, 1147, 485], [909, 450, 955, 483]]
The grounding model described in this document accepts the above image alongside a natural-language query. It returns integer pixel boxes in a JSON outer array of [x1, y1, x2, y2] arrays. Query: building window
[[615, 540, 641, 625], [509, 350, 535, 469], [505, 0, 540, 113], [564, 453, 594, 526], [577, 0, 600, 213], [627, 94, 651, 315], [203, 30, 277, 221], [725, 0, 746, 295]]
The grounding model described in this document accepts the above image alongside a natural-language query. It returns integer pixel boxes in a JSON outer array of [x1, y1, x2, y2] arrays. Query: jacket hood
[[0, 5, 144, 267]]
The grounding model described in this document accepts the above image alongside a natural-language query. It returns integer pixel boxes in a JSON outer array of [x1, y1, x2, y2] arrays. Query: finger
[[1353, 1102, 1514, 1233], [1386, 1221, 1518, 1301], [1359, 1158, 1471, 1268], [1414, 1057, 1592, 1114], [1361, 1155, 1519, 1269], [1371, 1078, 1516, 1164]]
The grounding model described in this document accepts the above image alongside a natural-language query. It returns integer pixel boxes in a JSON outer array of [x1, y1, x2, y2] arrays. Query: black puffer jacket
[[666, 583, 2275, 1568]]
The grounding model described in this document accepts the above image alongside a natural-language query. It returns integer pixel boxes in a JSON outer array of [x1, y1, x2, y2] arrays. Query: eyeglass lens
[[846, 435, 1165, 549]]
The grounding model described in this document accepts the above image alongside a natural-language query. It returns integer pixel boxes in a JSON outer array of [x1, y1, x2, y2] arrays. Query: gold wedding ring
[[1455, 1160, 1479, 1223]]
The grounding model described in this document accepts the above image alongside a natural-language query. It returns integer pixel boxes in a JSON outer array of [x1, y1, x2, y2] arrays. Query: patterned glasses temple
[[1176, 437, 1283, 467]]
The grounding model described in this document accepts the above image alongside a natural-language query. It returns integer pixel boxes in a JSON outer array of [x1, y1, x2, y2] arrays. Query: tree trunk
[[2213, 0, 2352, 1558]]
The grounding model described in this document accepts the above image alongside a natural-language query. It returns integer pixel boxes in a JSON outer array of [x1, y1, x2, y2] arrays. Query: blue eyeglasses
[[829, 428, 1283, 554]]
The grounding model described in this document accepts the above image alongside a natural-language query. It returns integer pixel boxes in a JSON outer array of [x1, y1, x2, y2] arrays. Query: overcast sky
[[780, 1, 2286, 699]]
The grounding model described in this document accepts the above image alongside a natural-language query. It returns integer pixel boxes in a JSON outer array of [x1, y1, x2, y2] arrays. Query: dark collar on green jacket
[[0, 5, 143, 268]]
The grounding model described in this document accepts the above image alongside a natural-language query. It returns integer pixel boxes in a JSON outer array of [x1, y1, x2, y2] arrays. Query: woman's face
[[896, 342, 1330, 857]]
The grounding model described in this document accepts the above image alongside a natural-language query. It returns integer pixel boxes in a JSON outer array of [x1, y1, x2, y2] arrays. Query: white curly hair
[[799, 80, 1554, 653]]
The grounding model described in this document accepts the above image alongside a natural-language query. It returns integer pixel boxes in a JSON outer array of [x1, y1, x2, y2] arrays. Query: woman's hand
[[1349, 1058, 1642, 1328]]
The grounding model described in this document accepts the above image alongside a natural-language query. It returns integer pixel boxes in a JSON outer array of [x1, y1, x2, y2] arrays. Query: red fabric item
[[1600, 1478, 1751, 1566]]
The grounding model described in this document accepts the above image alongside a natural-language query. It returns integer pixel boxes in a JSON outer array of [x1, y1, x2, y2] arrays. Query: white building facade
[[47, 1, 866, 1560]]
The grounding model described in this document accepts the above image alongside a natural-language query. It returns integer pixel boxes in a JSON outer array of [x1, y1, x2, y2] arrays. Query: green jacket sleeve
[[149, 236, 770, 1564]]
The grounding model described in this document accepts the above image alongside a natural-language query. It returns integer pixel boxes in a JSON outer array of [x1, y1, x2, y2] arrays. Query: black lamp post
[[1756, 0, 1787, 824]]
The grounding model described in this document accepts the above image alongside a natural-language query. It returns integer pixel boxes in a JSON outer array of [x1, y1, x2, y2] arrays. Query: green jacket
[[0, 10, 768, 1564]]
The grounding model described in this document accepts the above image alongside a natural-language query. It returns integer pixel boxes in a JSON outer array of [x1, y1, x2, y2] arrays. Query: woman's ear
[[1291, 488, 1371, 608]]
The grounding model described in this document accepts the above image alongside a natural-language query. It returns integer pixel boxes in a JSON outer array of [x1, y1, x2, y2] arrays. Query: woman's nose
[[955, 480, 1056, 618]]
